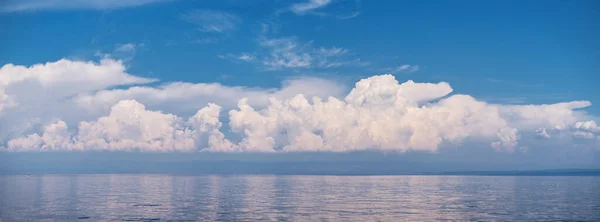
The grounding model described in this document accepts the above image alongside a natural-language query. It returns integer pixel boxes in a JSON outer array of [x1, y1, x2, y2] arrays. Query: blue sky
[[0, 0, 599, 162], [2, 0, 598, 109]]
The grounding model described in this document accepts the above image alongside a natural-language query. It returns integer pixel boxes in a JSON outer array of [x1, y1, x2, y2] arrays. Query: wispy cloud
[[0, 0, 168, 12], [193, 37, 219, 44], [218, 53, 256, 62], [237, 53, 256, 62], [289, 0, 360, 19], [290, 0, 333, 15], [93, 43, 145, 62], [221, 36, 364, 70], [317, 47, 348, 57], [115, 43, 138, 53], [259, 22, 281, 35], [336, 11, 360, 20], [259, 37, 313, 69], [226, 36, 365, 70], [181, 9, 241, 33], [387, 64, 420, 73]]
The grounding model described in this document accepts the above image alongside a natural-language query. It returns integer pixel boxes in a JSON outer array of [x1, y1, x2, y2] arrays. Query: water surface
[[1, 175, 599, 221]]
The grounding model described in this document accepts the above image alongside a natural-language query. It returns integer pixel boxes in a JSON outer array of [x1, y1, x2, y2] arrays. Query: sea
[[1, 175, 599, 221]]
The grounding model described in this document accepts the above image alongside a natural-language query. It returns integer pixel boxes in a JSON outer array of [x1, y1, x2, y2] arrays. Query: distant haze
[[2, 150, 598, 175]]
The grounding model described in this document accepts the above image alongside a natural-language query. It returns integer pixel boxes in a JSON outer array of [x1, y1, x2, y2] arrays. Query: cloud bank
[[0, 58, 344, 145], [1, 58, 599, 152]]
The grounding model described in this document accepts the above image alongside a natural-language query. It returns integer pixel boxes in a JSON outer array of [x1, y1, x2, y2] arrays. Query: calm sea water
[[1, 175, 599, 221]]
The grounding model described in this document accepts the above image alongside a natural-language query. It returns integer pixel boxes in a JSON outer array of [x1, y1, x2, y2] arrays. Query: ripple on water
[[0, 175, 598, 221]]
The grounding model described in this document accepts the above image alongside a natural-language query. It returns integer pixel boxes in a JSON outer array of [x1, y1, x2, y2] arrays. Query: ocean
[[1, 175, 599, 221]]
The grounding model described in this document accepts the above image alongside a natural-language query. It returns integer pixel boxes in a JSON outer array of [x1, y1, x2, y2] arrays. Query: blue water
[[1, 175, 599, 221]]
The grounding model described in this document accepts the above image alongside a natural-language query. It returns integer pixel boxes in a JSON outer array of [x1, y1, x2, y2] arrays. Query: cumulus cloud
[[497, 101, 592, 131], [0, 88, 16, 114], [569, 121, 598, 140], [1, 56, 597, 152], [7, 121, 71, 151], [72, 75, 347, 117], [224, 76, 521, 152], [0, 58, 154, 91], [5, 73, 598, 153], [574, 120, 600, 132], [573, 131, 596, 140], [0, 58, 156, 141], [181, 9, 241, 33], [8, 100, 195, 151], [0, 57, 154, 123], [74, 100, 194, 151], [0, 58, 345, 145], [0, 0, 167, 12], [188, 103, 236, 152], [536, 128, 551, 139]]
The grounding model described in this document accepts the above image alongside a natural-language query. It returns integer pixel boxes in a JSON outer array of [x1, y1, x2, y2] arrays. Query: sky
[[0, 0, 599, 168]]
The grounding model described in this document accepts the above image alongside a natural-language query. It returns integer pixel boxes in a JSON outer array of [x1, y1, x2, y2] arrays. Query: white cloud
[[574, 120, 600, 132], [1, 57, 598, 153], [0, 58, 154, 89], [532, 120, 600, 146], [217, 53, 255, 61], [181, 9, 241, 33], [0, 58, 156, 141], [0, 88, 16, 115], [409, 66, 420, 72], [188, 103, 236, 152], [259, 37, 313, 69], [497, 102, 592, 131], [337, 12, 360, 20], [570, 121, 600, 140], [231, 37, 361, 70], [390, 64, 420, 73], [224, 75, 520, 152], [74, 100, 194, 151], [290, 0, 333, 15], [397, 65, 411, 71], [237, 53, 256, 62], [0, 57, 345, 145], [7, 121, 71, 151], [573, 131, 595, 140], [115, 43, 137, 53], [7, 74, 597, 153], [317, 47, 348, 57], [222, 75, 597, 152], [113, 43, 144, 61], [8, 100, 195, 151], [0, 0, 167, 12], [536, 128, 551, 139], [72, 75, 347, 118]]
